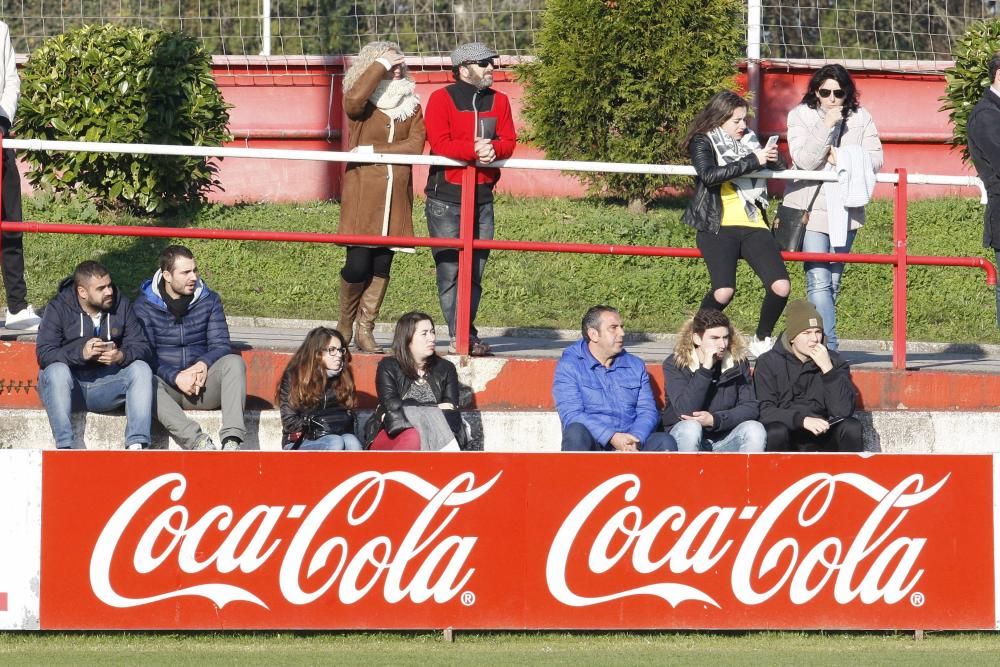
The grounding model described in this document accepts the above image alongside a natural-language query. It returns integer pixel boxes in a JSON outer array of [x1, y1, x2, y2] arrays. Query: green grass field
[[3, 631, 1000, 665], [14, 193, 999, 344]]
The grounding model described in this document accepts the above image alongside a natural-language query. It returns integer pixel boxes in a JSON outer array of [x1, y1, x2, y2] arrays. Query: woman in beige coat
[[337, 41, 426, 353], [784, 64, 882, 350]]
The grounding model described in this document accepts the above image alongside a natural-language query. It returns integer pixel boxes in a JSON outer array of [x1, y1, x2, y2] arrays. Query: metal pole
[[746, 0, 763, 133], [893, 168, 909, 370], [261, 0, 272, 56], [453, 166, 478, 356]]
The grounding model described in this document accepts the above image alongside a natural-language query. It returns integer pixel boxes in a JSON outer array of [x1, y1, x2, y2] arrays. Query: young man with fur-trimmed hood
[[662, 309, 766, 453]]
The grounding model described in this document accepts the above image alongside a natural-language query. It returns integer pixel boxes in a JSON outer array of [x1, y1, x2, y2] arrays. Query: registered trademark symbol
[[460, 591, 476, 606], [910, 591, 925, 607]]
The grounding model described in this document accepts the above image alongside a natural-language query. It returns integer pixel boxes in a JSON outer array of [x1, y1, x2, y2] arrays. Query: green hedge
[[16, 195, 999, 344]]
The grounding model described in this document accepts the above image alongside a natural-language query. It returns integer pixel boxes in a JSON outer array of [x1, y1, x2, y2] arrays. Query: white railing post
[[747, 0, 763, 132], [261, 0, 272, 56]]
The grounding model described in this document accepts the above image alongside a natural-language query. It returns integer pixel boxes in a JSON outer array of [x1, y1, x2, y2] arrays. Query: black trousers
[[1, 147, 25, 312], [765, 417, 864, 452]]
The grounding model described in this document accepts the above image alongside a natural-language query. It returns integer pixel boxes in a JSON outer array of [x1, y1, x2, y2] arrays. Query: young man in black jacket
[[753, 299, 863, 452]]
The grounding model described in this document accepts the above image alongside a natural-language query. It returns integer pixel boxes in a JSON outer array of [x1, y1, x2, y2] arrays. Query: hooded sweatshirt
[[35, 276, 151, 371], [753, 331, 857, 430]]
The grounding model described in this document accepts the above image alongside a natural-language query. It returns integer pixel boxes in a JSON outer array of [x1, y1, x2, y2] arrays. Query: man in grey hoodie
[[35, 261, 154, 449]]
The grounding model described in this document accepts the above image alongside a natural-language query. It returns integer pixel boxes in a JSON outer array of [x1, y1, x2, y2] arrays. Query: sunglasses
[[324, 346, 346, 356], [465, 58, 496, 68], [817, 88, 846, 99]]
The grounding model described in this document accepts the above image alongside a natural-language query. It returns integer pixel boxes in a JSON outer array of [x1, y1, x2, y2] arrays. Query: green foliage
[[942, 19, 1000, 164], [17, 24, 231, 214], [14, 195, 999, 346], [518, 0, 743, 207]]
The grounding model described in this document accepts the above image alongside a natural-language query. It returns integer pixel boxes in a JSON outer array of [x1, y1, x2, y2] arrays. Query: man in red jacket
[[423, 42, 517, 356]]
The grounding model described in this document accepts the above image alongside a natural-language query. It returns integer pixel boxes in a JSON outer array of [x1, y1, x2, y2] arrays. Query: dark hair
[[990, 51, 1000, 87], [801, 64, 859, 115], [73, 260, 109, 288], [451, 65, 462, 81], [159, 245, 195, 273], [277, 327, 355, 410], [581, 305, 618, 340], [682, 91, 750, 151], [390, 311, 438, 380], [691, 308, 732, 338]]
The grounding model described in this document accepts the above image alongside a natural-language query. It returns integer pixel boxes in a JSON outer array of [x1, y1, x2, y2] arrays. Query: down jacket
[[753, 332, 857, 429], [132, 271, 233, 387], [552, 338, 659, 445], [36, 276, 151, 370], [661, 354, 759, 434]]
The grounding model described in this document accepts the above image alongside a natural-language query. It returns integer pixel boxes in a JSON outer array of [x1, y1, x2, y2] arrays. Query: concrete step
[[2, 408, 997, 454]]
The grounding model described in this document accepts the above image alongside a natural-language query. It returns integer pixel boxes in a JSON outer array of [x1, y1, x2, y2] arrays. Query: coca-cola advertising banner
[[40, 452, 997, 630]]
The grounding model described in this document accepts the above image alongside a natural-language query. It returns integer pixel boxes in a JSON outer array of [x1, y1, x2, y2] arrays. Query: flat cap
[[450, 42, 499, 67]]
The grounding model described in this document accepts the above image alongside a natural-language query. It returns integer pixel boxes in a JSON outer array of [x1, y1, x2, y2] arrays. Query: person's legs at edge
[[803, 229, 856, 350], [37, 363, 78, 449], [561, 422, 602, 451], [711, 420, 767, 453], [426, 197, 461, 340], [669, 420, 705, 452]]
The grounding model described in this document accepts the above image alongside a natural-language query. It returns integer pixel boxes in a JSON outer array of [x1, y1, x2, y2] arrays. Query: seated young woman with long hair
[[277, 327, 362, 450], [365, 311, 468, 451]]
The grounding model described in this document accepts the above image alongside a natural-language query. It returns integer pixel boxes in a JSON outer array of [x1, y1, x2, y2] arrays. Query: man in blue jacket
[[134, 245, 246, 451], [36, 261, 154, 449], [552, 305, 675, 452]]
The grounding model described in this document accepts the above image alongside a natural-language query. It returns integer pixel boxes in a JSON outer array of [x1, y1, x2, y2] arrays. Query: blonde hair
[[672, 309, 747, 368], [343, 40, 409, 93]]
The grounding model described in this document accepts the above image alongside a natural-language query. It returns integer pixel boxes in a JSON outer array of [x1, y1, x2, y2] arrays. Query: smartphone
[[764, 135, 779, 150], [826, 416, 845, 426]]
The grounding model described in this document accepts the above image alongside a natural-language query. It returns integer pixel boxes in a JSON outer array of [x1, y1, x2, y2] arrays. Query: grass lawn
[[2, 631, 1000, 665], [15, 194, 998, 344]]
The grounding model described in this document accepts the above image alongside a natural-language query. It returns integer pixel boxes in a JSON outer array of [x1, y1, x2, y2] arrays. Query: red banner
[[40, 452, 996, 630]]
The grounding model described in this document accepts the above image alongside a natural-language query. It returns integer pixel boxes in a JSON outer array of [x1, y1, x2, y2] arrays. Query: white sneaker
[[5, 304, 40, 330], [126, 442, 145, 451], [748, 335, 775, 359]]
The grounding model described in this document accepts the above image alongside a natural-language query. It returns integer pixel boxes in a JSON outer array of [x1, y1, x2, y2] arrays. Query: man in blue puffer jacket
[[552, 305, 675, 452], [133, 245, 246, 451]]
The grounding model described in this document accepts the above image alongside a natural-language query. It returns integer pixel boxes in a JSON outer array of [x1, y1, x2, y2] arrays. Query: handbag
[[303, 406, 355, 441], [773, 117, 847, 252]]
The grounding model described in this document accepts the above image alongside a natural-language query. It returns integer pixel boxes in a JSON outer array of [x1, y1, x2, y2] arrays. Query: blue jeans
[[38, 361, 154, 449], [561, 422, 677, 452], [425, 196, 495, 340], [802, 229, 857, 351], [298, 433, 363, 451], [669, 420, 767, 453]]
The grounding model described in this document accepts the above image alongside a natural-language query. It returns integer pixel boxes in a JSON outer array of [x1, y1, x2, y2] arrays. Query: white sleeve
[[0, 22, 19, 124]]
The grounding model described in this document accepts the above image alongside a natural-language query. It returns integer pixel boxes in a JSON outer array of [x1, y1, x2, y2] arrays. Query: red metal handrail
[[0, 144, 994, 369]]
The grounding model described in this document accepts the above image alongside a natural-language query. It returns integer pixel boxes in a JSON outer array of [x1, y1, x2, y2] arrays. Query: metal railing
[[0, 138, 994, 370]]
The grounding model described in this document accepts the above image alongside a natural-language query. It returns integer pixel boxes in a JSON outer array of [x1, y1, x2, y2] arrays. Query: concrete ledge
[[2, 409, 997, 454]]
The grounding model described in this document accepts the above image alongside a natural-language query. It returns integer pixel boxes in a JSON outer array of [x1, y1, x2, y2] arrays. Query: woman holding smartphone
[[681, 91, 789, 359], [784, 64, 882, 350]]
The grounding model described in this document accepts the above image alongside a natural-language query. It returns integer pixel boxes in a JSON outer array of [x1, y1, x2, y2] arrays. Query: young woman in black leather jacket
[[365, 311, 468, 450], [681, 90, 789, 359]]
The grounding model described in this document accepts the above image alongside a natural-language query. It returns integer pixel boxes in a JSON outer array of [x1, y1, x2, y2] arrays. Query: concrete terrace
[[1, 317, 999, 453]]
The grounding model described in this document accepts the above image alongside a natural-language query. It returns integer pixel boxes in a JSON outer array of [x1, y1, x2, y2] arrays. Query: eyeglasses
[[324, 347, 346, 356], [817, 88, 846, 99], [465, 58, 496, 68]]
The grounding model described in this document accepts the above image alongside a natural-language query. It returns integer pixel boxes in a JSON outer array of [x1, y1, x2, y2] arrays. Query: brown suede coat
[[340, 63, 426, 238]]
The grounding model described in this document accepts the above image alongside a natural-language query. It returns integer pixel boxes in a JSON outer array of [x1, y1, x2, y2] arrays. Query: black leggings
[[341, 246, 394, 283], [696, 226, 789, 339]]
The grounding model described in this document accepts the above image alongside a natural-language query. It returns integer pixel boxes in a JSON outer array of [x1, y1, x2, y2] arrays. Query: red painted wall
[[71, 60, 973, 204]]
